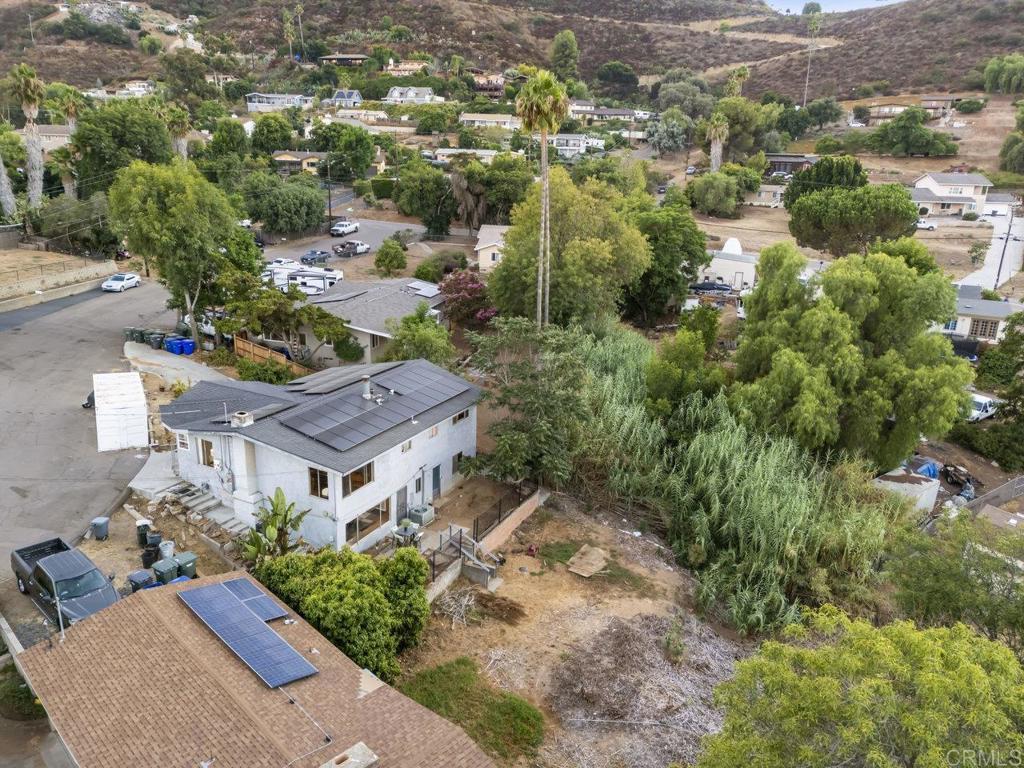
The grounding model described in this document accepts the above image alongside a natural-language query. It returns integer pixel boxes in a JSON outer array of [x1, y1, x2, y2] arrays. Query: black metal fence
[[470, 481, 537, 542]]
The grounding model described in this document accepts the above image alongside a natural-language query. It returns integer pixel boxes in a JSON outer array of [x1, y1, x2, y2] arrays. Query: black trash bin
[[148, 333, 165, 350], [141, 544, 160, 569], [146, 530, 162, 547], [135, 519, 152, 547], [127, 569, 155, 592]]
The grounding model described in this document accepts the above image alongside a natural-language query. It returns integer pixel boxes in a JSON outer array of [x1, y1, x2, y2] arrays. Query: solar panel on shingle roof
[[179, 583, 314, 688], [224, 577, 289, 621]]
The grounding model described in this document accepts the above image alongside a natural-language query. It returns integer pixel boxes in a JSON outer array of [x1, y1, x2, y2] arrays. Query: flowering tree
[[440, 269, 492, 326]]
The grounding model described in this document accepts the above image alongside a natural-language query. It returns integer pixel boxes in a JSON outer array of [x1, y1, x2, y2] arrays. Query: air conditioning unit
[[406, 504, 435, 526]]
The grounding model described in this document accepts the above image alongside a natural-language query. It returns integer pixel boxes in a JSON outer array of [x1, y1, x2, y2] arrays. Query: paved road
[[959, 211, 1024, 289], [265, 217, 426, 269], [0, 281, 173, 564]]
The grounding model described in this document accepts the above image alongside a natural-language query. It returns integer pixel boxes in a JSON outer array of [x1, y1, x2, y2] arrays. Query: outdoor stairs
[[439, 525, 504, 582], [166, 482, 250, 537]]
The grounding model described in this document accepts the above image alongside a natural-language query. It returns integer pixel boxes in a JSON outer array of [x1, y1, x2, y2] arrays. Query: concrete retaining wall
[[425, 558, 462, 603], [0, 260, 114, 301], [479, 488, 541, 553]]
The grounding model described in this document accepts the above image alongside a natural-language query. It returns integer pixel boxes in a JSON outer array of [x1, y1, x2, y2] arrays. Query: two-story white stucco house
[[458, 113, 522, 131], [383, 87, 444, 105], [912, 172, 993, 216], [159, 360, 479, 552], [245, 92, 315, 112], [939, 284, 1024, 343], [475, 225, 510, 272]]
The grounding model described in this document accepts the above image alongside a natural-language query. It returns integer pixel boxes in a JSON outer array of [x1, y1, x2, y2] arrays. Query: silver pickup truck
[[11, 538, 119, 626]]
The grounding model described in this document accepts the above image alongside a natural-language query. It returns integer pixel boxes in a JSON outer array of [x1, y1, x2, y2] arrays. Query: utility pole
[[27, 12, 35, 45], [325, 156, 333, 219], [802, 13, 820, 108], [295, 4, 306, 62], [993, 206, 1016, 289]]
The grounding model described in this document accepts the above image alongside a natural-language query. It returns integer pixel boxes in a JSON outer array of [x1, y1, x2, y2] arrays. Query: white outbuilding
[[93, 372, 149, 452]]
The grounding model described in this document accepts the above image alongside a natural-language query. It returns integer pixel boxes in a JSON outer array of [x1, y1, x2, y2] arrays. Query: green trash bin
[[152, 558, 179, 584], [123, 327, 135, 342], [173, 551, 198, 578], [148, 333, 165, 350], [132, 328, 146, 343]]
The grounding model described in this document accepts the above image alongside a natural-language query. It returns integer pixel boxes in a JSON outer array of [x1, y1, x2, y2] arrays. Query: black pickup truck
[[11, 538, 119, 626]]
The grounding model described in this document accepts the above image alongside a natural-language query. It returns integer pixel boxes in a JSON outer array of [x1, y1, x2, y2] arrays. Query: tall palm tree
[[9, 64, 45, 209], [49, 145, 77, 199], [515, 70, 568, 327], [51, 88, 85, 134], [707, 112, 729, 172], [0, 150, 16, 219], [163, 105, 191, 159]]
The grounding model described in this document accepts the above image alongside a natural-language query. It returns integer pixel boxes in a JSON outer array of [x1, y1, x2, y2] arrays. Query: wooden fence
[[234, 336, 311, 377]]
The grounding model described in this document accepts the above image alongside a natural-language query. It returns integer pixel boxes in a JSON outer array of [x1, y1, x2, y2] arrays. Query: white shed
[[93, 372, 149, 452], [873, 467, 940, 513]]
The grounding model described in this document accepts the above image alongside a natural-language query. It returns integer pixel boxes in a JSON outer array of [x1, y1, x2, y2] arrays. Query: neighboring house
[[940, 284, 1024, 343], [161, 359, 479, 550], [323, 89, 363, 108], [385, 58, 428, 77], [866, 102, 911, 125], [83, 80, 154, 100], [434, 147, 501, 165], [920, 94, 957, 119], [308, 279, 446, 365], [336, 108, 390, 122], [744, 182, 784, 208], [383, 87, 443, 104], [912, 172, 993, 216], [17, 124, 71, 153], [246, 92, 315, 112], [584, 107, 636, 123], [319, 52, 370, 67], [471, 71, 505, 94], [459, 113, 522, 130], [764, 153, 818, 175], [540, 133, 605, 158], [700, 237, 758, 290], [568, 99, 596, 119], [475, 224, 510, 272], [232, 115, 256, 136], [18, 571, 495, 768], [983, 192, 1017, 217], [271, 150, 327, 174]]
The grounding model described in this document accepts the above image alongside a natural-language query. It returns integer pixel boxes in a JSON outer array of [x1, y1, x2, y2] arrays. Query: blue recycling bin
[[181, 338, 196, 355], [163, 335, 178, 352], [169, 338, 184, 355]]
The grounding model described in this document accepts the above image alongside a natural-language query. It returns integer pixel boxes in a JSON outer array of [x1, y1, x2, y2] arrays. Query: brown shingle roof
[[19, 571, 494, 768]]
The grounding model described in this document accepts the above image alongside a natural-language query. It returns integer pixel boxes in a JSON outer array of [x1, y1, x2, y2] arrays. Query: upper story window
[[452, 409, 470, 425], [200, 439, 214, 467], [309, 467, 329, 500], [342, 462, 374, 497], [401, 439, 412, 453], [177, 433, 189, 451]]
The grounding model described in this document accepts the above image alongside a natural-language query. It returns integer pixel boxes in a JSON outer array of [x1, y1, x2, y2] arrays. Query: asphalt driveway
[[0, 281, 173, 565]]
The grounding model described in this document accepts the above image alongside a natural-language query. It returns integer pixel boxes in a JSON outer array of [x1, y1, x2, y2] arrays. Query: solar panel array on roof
[[279, 362, 470, 452], [179, 582, 315, 688], [224, 577, 290, 621]]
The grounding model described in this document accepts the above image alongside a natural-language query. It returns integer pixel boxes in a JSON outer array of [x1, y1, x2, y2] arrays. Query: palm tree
[[707, 112, 729, 172], [516, 70, 568, 327], [725, 65, 749, 97], [163, 105, 191, 159], [9, 64, 45, 209], [0, 151, 16, 219], [51, 89, 85, 134], [49, 145, 77, 199]]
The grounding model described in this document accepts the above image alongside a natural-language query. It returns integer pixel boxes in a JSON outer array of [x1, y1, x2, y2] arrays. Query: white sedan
[[101, 272, 141, 292]]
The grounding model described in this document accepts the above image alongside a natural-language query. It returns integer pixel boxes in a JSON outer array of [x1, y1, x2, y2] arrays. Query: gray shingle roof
[[924, 172, 992, 186], [956, 284, 1024, 320], [988, 193, 1017, 203], [160, 360, 479, 475], [311, 278, 444, 336], [910, 188, 977, 204]]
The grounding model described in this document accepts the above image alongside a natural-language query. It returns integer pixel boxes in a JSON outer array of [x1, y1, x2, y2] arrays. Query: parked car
[[184, 311, 232, 339], [685, 166, 697, 175], [267, 257, 300, 267], [656, 185, 667, 194], [968, 394, 999, 422], [848, 121, 866, 128], [916, 219, 937, 231], [114, 248, 130, 261], [238, 218, 252, 229], [12, 538, 119, 626], [340, 240, 370, 255], [101, 272, 141, 292], [330, 220, 360, 236], [301, 249, 331, 265]]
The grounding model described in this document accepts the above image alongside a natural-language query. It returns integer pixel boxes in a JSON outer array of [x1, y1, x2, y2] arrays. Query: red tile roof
[[19, 571, 494, 768]]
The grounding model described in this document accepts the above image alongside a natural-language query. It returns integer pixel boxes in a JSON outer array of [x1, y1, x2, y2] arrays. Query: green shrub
[[206, 347, 238, 367], [413, 250, 467, 283], [950, 420, 1024, 471], [399, 658, 544, 759], [0, 664, 45, 720], [139, 35, 163, 55], [370, 176, 396, 199], [375, 239, 407, 276], [956, 98, 985, 113], [257, 548, 432, 682], [977, 346, 1018, 388], [236, 357, 295, 384], [963, 211, 980, 221], [814, 135, 845, 155]]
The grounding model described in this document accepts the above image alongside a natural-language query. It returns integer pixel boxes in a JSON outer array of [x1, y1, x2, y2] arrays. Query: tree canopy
[[698, 606, 1024, 768], [550, 30, 579, 82], [985, 53, 1024, 93], [867, 106, 958, 156], [489, 166, 650, 325], [395, 161, 457, 237], [788, 183, 918, 256], [783, 154, 867, 209], [251, 113, 293, 155], [73, 100, 173, 196], [732, 243, 971, 468], [384, 301, 455, 367]]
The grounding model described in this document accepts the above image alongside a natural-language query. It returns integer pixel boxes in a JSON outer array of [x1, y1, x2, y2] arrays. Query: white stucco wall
[[170, 405, 477, 552]]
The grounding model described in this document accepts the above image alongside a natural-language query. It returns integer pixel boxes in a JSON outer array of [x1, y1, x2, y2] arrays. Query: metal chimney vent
[[230, 411, 254, 428]]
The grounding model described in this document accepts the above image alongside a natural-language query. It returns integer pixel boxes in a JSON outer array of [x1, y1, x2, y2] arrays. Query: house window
[[415, 477, 422, 494], [943, 319, 958, 331], [452, 451, 464, 474], [949, 187, 964, 195], [298, 333, 307, 346], [452, 409, 469, 425], [200, 439, 214, 467], [370, 334, 383, 349], [309, 467, 329, 500], [429, 425, 439, 438], [401, 439, 412, 453], [342, 462, 374, 496], [970, 319, 1000, 340], [491, 253, 500, 262], [177, 433, 189, 451], [345, 498, 391, 544]]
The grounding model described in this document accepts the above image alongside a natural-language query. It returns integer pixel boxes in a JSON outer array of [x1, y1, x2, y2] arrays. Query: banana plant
[[242, 488, 311, 567]]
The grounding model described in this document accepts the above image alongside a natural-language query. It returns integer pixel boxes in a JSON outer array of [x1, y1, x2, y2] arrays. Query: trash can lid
[[91, 516, 110, 525], [152, 558, 177, 571], [136, 518, 153, 528]]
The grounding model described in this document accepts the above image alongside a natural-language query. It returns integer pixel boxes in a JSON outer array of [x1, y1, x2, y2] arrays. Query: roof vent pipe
[[361, 375, 372, 400]]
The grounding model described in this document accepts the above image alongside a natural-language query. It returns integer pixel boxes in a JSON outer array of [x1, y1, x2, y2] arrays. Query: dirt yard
[[916, 220, 993, 279], [0, 249, 100, 285], [400, 499, 750, 768], [694, 205, 826, 260]]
